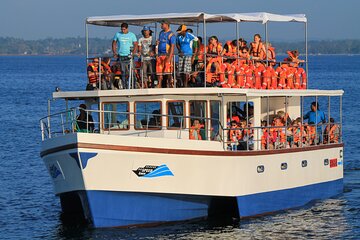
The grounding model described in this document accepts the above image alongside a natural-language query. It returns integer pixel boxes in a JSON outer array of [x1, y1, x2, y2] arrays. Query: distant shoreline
[[1, 37, 360, 55]]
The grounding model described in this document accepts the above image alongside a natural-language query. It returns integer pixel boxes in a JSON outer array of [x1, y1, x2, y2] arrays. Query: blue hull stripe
[[85, 191, 209, 228], [83, 179, 343, 228], [237, 178, 343, 217]]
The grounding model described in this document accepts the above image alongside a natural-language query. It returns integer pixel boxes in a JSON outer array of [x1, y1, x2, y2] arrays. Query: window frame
[[101, 101, 130, 131], [134, 100, 162, 130], [166, 100, 186, 130]]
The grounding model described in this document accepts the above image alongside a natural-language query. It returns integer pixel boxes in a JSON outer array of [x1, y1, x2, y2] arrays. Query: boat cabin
[[41, 88, 343, 151]]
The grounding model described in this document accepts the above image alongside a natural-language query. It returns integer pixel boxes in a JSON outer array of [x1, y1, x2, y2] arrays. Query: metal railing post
[[47, 99, 51, 138], [98, 57, 102, 90], [173, 54, 176, 88], [340, 95, 343, 143]]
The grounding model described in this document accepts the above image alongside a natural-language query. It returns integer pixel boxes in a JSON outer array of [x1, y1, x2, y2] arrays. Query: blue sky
[[1, 0, 359, 41]]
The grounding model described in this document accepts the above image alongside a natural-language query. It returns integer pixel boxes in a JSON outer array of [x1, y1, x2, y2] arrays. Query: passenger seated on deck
[[147, 110, 161, 128], [189, 119, 203, 140], [229, 120, 242, 151], [76, 104, 94, 132], [101, 57, 114, 90], [323, 117, 340, 144], [86, 58, 100, 90], [205, 36, 222, 86], [249, 34, 266, 60], [111, 63, 122, 89]]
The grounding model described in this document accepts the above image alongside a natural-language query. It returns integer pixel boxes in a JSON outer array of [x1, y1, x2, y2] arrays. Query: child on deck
[[229, 120, 242, 151]]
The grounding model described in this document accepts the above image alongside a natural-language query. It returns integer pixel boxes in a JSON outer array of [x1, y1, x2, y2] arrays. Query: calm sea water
[[0, 55, 359, 239]]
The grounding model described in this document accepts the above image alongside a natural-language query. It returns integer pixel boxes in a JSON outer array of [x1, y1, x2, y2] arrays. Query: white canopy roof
[[86, 12, 306, 27]]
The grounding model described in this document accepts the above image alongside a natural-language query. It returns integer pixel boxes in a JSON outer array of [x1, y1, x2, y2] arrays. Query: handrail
[[86, 52, 307, 90], [40, 107, 341, 152]]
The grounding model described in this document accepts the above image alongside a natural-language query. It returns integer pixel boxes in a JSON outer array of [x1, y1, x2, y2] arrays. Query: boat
[[40, 12, 344, 228]]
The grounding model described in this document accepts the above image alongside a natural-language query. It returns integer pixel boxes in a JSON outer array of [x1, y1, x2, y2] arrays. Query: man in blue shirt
[[112, 23, 138, 89], [176, 25, 198, 87], [304, 101, 326, 143], [156, 20, 176, 88]]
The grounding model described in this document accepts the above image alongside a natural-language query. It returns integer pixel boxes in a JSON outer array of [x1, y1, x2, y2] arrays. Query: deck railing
[[40, 107, 341, 151], [88, 53, 306, 90]]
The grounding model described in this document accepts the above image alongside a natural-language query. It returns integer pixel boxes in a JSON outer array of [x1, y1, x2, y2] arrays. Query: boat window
[[167, 101, 185, 129], [189, 101, 207, 140], [210, 101, 221, 141], [135, 101, 162, 129], [227, 101, 254, 125], [103, 102, 129, 130]]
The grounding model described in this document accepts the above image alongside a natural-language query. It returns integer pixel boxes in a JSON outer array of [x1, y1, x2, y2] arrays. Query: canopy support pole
[[203, 18, 207, 87], [305, 22, 308, 88], [236, 21, 239, 66], [265, 22, 268, 65], [85, 22, 89, 63]]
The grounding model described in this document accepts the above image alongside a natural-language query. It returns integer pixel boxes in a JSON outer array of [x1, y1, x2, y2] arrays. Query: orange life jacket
[[207, 43, 222, 56], [250, 42, 265, 59], [197, 44, 205, 62], [261, 128, 270, 149], [254, 63, 265, 89], [224, 41, 237, 57], [87, 63, 99, 84], [325, 124, 339, 143], [101, 62, 112, 74], [189, 125, 203, 140], [266, 47, 276, 61]]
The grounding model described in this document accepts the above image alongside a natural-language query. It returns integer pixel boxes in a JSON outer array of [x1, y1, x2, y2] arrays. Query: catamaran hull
[[41, 133, 344, 228]]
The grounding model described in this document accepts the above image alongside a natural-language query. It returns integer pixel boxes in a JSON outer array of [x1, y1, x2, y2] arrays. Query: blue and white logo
[[49, 164, 62, 179], [133, 164, 174, 178]]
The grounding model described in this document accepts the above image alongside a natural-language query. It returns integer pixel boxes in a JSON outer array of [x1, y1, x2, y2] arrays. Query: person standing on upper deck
[[156, 20, 176, 88], [176, 24, 198, 87], [138, 26, 155, 88], [112, 23, 138, 89]]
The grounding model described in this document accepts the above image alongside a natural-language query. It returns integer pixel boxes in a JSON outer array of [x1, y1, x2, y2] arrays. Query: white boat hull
[[41, 133, 344, 227]]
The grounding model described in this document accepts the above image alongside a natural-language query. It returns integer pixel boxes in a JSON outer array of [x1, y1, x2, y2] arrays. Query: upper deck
[[53, 88, 344, 100]]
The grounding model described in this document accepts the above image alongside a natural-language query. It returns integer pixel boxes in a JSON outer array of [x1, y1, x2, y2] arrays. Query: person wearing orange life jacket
[[101, 57, 114, 90], [229, 120, 242, 151], [261, 120, 273, 150], [264, 42, 276, 64], [110, 63, 122, 89], [222, 40, 238, 63], [271, 117, 286, 149], [87, 57, 100, 90], [205, 36, 223, 84], [249, 34, 266, 60], [305, 122, 316, 145], [323, 117, 340, 144], [292, 119, 306, 147], [189, 119, 203, 140]]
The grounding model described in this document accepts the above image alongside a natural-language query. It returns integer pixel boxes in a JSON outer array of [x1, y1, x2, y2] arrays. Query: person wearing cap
[[138, 26, 154, 88], [112, 23, 138, 89], [176, 24, 198, 87], [156, 20, 176, 88]]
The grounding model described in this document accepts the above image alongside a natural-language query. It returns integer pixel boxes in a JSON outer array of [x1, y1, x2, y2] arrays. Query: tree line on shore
[[1, 37, 360, 55]]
